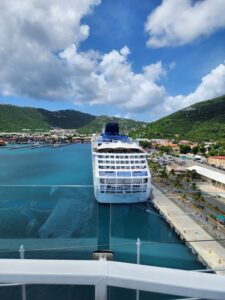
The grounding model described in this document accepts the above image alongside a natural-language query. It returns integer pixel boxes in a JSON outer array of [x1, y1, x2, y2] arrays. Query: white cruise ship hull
[[94, 187, 151, 204], [92, 142, 151, 204]]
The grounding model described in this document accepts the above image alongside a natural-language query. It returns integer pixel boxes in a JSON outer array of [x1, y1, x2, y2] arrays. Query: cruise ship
[[92, 122, 151, 203]]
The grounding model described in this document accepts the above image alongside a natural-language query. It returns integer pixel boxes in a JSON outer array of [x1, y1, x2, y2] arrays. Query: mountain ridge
[[0, 104, 146, 133], [133, 95, 225, 141]]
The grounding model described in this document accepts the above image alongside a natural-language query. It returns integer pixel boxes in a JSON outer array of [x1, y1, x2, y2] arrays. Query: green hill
[[0, 104, 145, 133], [133, 95, 225, 141], [78, 115, 145, 134]]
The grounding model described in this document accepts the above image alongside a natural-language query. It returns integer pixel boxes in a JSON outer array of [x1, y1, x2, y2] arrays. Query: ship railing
[[0, 258, 225, 300]]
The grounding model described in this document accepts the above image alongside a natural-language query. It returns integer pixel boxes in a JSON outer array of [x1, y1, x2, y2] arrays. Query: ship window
[[124, 179, 131, 184], [100, 179, 105, 184], [99, 171, 116, 177], [132, 171, 148, 176], [133, 179, 142, 184], [110, 155, 114, 158], [106, 179, 116, 184], [117, 171, 131, 177], [100, 185, 105, 190]]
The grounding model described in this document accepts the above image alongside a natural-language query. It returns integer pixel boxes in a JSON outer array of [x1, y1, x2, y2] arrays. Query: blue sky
[[0, 0, 225, 121]]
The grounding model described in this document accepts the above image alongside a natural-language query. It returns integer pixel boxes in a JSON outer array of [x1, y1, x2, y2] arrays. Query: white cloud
[[0, 0, 224, 120], [59, 45, 166, 112], [145, 0, 225, 48], [162, 62, 225, 114], [0, 0, 166, 113], [0, 0, 101, 99]]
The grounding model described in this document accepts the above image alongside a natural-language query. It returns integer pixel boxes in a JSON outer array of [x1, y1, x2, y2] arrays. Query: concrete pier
[[152, 186, 225, 275]]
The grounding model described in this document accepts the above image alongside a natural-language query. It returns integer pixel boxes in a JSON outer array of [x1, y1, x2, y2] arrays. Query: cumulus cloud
[[0, 0, 225, 120], [145, 0, 225, 48], [162, 62, 225, 114], [0, 0, 100, 99], [59, 45, 166, 112], [0, 0, 167, 113]]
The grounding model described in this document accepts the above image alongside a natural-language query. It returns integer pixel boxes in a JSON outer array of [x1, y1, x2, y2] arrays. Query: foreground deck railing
[[0, 259, 225, 300]]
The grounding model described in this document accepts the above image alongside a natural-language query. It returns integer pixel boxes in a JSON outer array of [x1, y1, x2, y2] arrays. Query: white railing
[[0, 259, 225, 300]]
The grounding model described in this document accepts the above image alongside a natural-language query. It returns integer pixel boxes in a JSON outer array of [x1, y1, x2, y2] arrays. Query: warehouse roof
[[187, 165, 225, 185]]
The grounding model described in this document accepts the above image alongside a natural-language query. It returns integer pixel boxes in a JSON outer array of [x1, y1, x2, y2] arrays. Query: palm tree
[[174, 175, 182, 190], [171, 168, 175, 176], [159, 167, 168, 183], [190, 169, 198, 181], [191, 182, 197, 192], [184, 170, 192, 190]]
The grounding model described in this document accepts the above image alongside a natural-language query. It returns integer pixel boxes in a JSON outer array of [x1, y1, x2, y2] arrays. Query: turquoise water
[[0, 144, 203, 299]]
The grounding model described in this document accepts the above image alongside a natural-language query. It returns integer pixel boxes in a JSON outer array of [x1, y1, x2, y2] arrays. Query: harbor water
[[0, 144, 203, 299]]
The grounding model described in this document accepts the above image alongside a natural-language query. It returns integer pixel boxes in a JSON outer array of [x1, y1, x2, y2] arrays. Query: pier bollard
[[19, 245, 27, 300]]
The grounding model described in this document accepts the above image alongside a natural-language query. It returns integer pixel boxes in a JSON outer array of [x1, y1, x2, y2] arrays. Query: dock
[[152, 186, 225, 275]]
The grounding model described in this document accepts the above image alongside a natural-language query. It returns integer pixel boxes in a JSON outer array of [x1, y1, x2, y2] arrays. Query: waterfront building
[[208, 156, 225, 169], [188, 165, 225, 190]]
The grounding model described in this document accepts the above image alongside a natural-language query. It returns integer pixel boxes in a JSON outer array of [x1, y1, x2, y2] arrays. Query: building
[[0, 138, 5, 146], [187, 165, 225, 190], [208, 156, 225, 169]]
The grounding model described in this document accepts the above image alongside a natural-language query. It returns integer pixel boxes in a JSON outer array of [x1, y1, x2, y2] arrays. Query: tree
[[184, 170, 192, 189], [159, 167, 168, 182], [174, 175, 182, 190], [199, 146, 206, 155], [190, 169, 198, 181], [191, 182, 197, 191], [170, 169, 175, 176], [192, 146, 199, 155], [157, 146, 172, 154], [149, 161, 159, 174], [139, 140, 152, 148], [179, 144, 191, 154]]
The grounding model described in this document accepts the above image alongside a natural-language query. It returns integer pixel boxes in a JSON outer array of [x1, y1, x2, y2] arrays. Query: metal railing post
[[95, 278, 107, 300], [19, 245, 27, 300], [136, 238, 141, 300]]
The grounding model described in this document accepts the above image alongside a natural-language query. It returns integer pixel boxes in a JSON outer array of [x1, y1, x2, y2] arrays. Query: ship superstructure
[[92, 122, 151, 203]]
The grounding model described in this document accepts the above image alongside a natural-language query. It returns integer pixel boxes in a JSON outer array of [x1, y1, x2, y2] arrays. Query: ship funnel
[[104, 122, 119, 136]]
